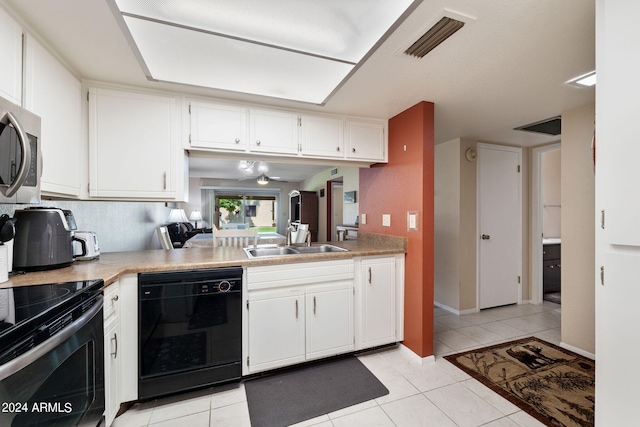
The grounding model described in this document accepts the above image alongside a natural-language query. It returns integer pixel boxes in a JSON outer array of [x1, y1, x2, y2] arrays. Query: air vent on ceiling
[[404, 17, 465, 58], [514, 116, 562, 136]]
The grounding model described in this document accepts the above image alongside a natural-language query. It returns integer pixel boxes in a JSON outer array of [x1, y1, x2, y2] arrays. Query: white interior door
[[478, 144, 522, 309]]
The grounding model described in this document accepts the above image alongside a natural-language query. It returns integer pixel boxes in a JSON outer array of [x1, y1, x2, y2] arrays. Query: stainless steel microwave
[[0, 96, 41, 204]]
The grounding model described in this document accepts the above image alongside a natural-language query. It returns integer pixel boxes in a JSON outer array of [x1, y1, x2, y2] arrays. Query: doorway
[[532, 143, 561, 304], [477, 143, 522, 309], [326, 179, 343, 242]]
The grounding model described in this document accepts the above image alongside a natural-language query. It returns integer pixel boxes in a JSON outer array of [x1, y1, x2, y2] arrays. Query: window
[[202, 189, 279, 231]]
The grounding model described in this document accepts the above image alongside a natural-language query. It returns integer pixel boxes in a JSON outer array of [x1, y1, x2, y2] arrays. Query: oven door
[[0, 296, 104, 427]]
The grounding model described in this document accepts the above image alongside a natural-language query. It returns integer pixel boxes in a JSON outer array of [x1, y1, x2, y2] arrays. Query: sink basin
[[244, 246, 301, 258], [244, 244, 348, 258], [294, 244, 349, 254]]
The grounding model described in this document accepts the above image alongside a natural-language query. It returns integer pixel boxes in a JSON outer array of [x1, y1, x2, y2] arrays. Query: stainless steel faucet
[[285, 220, 293, 246]]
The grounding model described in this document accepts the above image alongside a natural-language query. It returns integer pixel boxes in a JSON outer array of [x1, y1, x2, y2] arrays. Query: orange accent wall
[[359, 101, 434, 357]]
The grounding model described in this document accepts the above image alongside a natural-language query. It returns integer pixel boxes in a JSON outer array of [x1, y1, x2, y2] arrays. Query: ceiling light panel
[[116, 0, 414, 62], [113, 0, 417, 103], [123, 16, 354, 103]]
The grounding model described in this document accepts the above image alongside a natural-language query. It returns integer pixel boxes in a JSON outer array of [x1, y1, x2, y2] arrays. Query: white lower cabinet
[[247, 282, 354, 374], [356, 256, 397, 350], [247, 288, 305, 372], [305, 284, 354, 360], [118, 274, 139, 404], [103, 280, 120, 427], [245, 260, 355, 374]]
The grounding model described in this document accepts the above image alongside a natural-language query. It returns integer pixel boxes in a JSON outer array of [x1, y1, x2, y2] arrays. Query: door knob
[[481, 234, 491, 240]]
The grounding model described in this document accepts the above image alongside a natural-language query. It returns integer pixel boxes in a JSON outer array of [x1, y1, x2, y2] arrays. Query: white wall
[[561, 103, 595, 355], [434, 139, 461, 310]]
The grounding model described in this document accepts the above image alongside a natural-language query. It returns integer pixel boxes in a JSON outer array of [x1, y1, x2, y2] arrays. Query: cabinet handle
[[235, 138, 240, 143], [256, 140, 261, 146], [368, 267, 372, 284], [163, 172, 167, 190], [352, 148, 356, 153], [111, 333, 118, 358], [336, 146, 340, 152], [313, 296, 317, 315], [112, 295, 119, 302], [295, 299, 298, 319]]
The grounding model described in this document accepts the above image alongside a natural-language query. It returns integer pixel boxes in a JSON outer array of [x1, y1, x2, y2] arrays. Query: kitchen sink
[[244, 244, 348, 258], [293, 244, 349, 254]]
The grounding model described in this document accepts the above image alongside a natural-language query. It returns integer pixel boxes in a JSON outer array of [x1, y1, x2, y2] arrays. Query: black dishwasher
[[138, 267, 243, 399]]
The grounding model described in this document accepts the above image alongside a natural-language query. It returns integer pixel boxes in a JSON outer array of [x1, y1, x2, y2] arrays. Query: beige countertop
[[2, 233, 406, 289]]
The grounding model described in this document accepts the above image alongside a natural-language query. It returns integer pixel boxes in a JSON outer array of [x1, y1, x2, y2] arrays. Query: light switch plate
[[382, 214, 391, 227], [407, 211, 418, 231], [361, 214, 367, 224]]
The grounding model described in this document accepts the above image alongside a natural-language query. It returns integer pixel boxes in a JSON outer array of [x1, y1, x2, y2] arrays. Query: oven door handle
[[0, 295, 103, 382], [0, 111, 32, 198]]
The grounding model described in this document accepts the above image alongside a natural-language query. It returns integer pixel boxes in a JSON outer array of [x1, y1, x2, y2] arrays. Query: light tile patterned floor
[[113, 301, 561, 427]]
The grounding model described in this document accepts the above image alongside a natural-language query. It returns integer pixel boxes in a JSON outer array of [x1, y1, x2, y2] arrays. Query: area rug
[[245, 356, 388, 427], [444, 337, 594, 427]]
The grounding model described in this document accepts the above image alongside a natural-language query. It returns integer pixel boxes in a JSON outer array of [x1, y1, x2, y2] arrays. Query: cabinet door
[[359, 257, 396, 349], [118, 274, 138, 403], [104, 314, 120, 427], [88, 87, 180, 199], [345, 120, 386, 161], [0, 7, 22, 105], [24, 35, 82, 198], [306, 285, 354, 360], [189, 101, 247, 152], [249, 108, 299, 154], [248, 293, 305, 372], [300, 115, 344, 158], [103, 280, 120, 427]]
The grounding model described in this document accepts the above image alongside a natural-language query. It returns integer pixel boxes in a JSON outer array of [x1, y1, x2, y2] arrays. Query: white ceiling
[[3, 0, 595, 181]]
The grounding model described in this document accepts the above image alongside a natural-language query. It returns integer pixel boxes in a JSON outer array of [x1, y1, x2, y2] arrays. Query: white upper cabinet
[[299, 114, 344, 158], [189, 101, 247, 152], [249, 108, 299, 155], [88, 87, 183, 200], [0, 6, 22, 105], [24, 35, 82, 198], [346, 120, 386, 161], [187, 100, 387, 164]]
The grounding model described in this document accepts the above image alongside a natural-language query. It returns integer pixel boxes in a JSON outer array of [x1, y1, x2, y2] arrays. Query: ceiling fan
[[237, 160, 288, 185]]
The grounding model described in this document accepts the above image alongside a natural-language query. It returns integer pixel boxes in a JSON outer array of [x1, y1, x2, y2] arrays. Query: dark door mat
[[245, 356, 388, 427]]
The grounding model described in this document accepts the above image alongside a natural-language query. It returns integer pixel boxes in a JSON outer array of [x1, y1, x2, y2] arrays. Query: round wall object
[[465, 148, 477, 162]]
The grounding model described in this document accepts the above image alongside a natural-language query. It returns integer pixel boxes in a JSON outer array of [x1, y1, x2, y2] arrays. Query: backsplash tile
[[1, 201, 171, 253]]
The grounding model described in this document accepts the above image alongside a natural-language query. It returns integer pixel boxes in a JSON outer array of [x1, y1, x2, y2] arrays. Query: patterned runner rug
[[444, 337, 594, 426]]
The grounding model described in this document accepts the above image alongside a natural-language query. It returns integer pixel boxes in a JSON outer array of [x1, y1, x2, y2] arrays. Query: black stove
[[0, 279, 104, 364]]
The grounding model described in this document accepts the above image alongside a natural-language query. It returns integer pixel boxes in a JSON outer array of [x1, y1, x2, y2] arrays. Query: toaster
[[73, 231, 100, 261]]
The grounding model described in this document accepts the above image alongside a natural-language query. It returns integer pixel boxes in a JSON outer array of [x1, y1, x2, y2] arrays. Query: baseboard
[[398, 344, 436, 365], [560, 342, 596, 360], [434, 301, 477, 315]]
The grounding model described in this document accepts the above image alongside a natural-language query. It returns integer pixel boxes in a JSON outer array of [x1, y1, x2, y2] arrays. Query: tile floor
[[113, 301, 561, 427]]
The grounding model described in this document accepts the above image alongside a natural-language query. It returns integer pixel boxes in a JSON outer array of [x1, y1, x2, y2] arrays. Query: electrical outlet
[[382, 214, 391, 227]]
